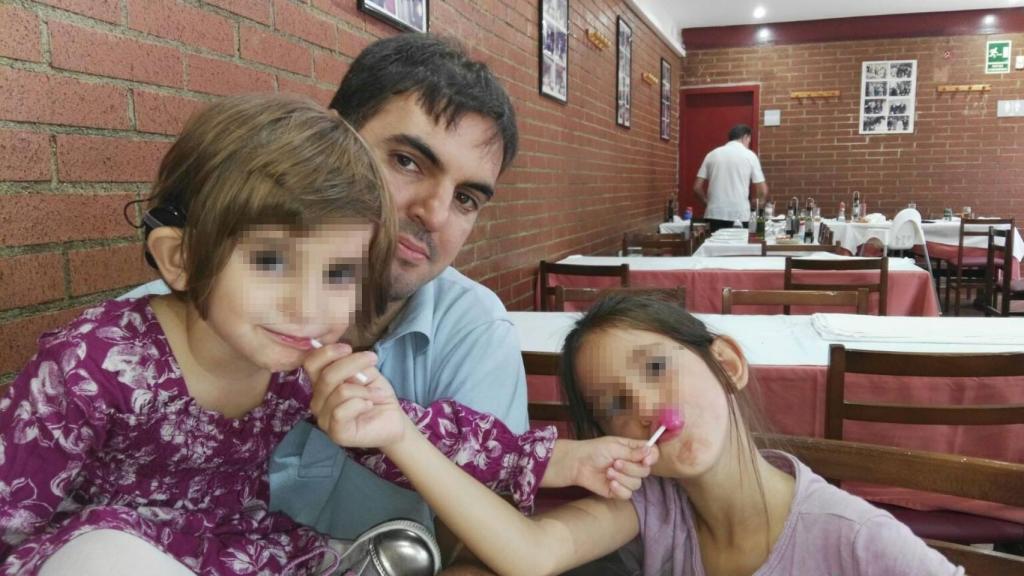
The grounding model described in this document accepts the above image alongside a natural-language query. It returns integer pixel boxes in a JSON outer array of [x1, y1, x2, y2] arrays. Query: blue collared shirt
[[267, 267, 528, 538]]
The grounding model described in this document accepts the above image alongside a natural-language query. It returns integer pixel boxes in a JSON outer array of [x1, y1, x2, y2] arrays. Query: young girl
[[0, 95, 652, 575], [325, 293, 964, 575]]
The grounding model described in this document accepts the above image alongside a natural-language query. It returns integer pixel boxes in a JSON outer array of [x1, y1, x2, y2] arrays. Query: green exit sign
[[986, 40, 1012, 74]]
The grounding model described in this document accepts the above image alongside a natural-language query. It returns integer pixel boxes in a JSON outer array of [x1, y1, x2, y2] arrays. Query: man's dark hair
[[728, 124, 752, 142], [330, 34, 518, 173]]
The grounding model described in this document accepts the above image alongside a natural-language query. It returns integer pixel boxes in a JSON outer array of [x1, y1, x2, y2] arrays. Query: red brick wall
[[680, 34, 1024, 222], [0, 1, 680, 381]]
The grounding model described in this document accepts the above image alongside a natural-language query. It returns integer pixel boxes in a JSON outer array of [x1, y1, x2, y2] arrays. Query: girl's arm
[[0, 346, 106, 557], [345, 398, 557, 512], [308, 348, 655, 513], [384, 416, 642, 576]]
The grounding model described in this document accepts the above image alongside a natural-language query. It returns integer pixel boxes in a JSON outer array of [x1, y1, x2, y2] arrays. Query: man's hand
[[542, 437, 658, 500], [304, 344, 407, 448]]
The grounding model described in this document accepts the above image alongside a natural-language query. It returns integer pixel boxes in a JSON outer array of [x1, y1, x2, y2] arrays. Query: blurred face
[[203, 222, 373, 373], [357, 93, 503, 301], [574, 327, 742, 479]]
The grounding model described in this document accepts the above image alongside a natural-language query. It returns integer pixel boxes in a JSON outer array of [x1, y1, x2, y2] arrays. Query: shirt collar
[[376, 271, 438, 349]]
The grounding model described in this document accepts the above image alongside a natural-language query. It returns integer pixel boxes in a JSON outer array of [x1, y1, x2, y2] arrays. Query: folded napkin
[[811, 313, 1024, 345], [862, 213, 887, 224]]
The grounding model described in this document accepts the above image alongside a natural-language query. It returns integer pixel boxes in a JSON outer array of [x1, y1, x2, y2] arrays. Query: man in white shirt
[[693, 124, 769, 232]]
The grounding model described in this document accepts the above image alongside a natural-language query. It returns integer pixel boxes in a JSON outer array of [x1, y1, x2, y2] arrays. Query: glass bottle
[[851, 191, 862, 221]]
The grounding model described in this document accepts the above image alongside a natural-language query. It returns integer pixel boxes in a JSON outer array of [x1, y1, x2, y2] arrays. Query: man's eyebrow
[[386, 134, 495, 201], [386, 134, 442, 170]]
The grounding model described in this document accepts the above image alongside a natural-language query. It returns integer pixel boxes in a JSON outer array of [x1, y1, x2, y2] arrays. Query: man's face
[[357, 93, 504, 302]]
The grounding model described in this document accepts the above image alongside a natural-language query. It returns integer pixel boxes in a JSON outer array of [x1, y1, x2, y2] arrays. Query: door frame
[[678, 84, 761, 212]]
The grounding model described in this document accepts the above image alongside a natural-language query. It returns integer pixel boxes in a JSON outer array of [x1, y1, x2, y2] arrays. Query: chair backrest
[[721, 287, 869, 315], [984, 227, 1018, 316], [784, 256, 889, 315], [622, 232, 689, 256], [538, 260, 629, 311], [754, 433, 1024, 576], [522, 351, 571, 422], [825, 344, 1024, 440], [957, 218, 1015, 266], [761, 242, 842, 256], [818, 222, 835, 248], [553, 285, 687, 312], [888, 208, 923, 250]]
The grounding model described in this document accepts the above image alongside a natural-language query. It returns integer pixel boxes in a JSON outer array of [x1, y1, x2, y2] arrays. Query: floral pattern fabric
[[0, 297, 555, 575]]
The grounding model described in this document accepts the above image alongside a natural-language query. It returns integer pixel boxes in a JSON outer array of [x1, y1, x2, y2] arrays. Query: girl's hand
[[542, 437, 658, 500], [304, 344, 407, 448]]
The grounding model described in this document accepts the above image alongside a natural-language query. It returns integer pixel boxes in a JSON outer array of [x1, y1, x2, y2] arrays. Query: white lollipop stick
[[309, 339, 370, 384], [645, 425, 667, 448]]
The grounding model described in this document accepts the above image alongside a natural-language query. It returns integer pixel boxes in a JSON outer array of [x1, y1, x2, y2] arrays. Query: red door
[[678, 86, 760, 218]]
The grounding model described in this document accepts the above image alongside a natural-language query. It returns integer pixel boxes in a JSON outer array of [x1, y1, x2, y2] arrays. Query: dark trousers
[[706, 219, 749, 233]]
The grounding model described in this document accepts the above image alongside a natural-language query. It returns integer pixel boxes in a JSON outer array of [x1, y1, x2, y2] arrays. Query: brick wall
[[681, 33, 1024, 222], [0, 0, 680, 382]]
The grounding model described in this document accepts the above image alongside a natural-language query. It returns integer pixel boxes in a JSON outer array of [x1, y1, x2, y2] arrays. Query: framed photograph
[[358, 0, 428, 33], [616, 17, 632, 128], [859, 59, 916, 134], [659, 58, 671, 140], [539, 0, 568, 103]]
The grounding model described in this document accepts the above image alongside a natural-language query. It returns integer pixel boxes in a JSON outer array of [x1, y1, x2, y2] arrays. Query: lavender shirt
[[627, 450, 963, 576]]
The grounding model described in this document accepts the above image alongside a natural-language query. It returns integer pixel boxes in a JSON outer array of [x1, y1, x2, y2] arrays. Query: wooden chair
[[818, 222, 836, 248], [760, 242, 841, 256], [553, 285, 687, 312], [983, 227, 1024, 317], [522, 351, 571, 422], [784, 256, 888, 315], [622, 232, 689, 256], [721, 287, 869, 315], [755, 434, 1024, 576], [523, 351, 589, 510], [825, 344, 1024, 545], [538, 260, 629, 311], [946, 218, 1015, 316]]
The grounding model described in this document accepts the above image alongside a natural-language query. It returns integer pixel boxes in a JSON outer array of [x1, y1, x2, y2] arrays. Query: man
[[123, 34, 526, 572], [266, 33, 528, 566], [693, 124, 769, 232]]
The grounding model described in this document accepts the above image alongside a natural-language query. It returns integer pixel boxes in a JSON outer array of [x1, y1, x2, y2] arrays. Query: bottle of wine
[[851, 191, 862, 221]]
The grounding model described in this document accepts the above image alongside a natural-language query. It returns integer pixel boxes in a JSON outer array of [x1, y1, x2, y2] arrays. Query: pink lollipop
[[645, 408, 685, 447]]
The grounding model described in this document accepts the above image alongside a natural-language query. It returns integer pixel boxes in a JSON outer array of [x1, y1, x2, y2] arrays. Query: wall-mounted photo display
[[616, 16, 632, 128], [358, 0, 428, 33], [859, 60, 916, 134], [539, 0, 568, 103], [660, 58, 671, 140]]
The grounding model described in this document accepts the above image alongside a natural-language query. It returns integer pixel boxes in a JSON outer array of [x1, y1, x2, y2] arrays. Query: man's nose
[[408, 183, 450, 231]]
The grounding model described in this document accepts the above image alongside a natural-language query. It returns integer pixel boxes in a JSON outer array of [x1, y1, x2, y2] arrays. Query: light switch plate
[[764, 109, 781, 126], [997, 100, 1024, 117]]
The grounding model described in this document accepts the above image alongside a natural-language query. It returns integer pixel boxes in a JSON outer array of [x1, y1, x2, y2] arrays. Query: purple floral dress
[[0, 297, 555, 575]]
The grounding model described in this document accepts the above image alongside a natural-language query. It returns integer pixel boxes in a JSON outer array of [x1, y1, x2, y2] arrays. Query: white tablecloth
[[825, 218, 1024, 261], [510, 311, 1024, 366], [557, 254, 924, 272], [658, 221, 691, 234]]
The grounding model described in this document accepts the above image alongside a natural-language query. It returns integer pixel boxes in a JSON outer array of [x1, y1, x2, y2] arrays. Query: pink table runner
[[547, 267, 940, 316]]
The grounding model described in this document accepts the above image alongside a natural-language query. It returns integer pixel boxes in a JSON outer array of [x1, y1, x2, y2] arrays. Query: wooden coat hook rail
[[790, 90, 841, 99], [936, 84, 991, 93]]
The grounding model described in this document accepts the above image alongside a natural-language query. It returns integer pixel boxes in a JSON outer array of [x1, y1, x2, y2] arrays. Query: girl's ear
[[147, 228, 188, 291], [709, 336, 749, 391]]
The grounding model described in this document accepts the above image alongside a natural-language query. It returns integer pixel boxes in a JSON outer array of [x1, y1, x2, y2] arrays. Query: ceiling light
[[983, 14, 997, 25], [753, 6, 767, 19]]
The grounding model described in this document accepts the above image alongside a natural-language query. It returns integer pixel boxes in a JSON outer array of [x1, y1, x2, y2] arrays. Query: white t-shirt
[[697, 140, 766, 221]]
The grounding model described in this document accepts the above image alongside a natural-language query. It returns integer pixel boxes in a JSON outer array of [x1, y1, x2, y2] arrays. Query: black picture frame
[[616, 16, 632, 128], [358, 0, 428, 33], [539, 0, 569, 103], [660, 58, 671, 140]]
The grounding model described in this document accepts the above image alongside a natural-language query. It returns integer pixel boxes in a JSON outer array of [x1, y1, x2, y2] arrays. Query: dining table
[[511, 310, 1024, 523], [548, 254, 941, 316], [825, 217, 1023, 278]]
